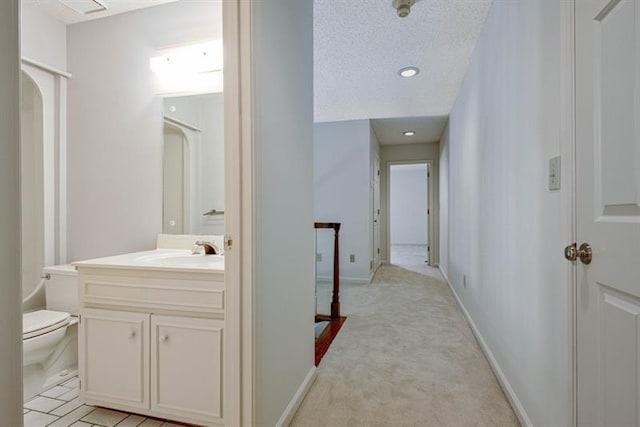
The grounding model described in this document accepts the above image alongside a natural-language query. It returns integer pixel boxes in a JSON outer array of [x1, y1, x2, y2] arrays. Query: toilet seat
[[23, 310, 70, 340]]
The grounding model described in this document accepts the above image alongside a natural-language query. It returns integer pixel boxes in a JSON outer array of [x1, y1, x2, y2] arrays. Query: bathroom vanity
[[74, 248, 225, 426]]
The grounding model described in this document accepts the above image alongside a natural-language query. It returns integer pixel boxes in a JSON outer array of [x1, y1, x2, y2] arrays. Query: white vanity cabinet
[[74, 255, 225, 427], [151, 315, 223, 422], [80, 309, 150, 411]]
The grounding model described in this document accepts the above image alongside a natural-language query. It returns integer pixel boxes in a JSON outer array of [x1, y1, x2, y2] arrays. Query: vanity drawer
[[80, 271, 225, 314]]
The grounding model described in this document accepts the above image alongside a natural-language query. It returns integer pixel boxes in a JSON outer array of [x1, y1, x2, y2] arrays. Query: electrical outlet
[[316, 253, 322, 262], [349, 254, 355, 263], [549, 156, 561, 191], [463, 275, 467, 288]]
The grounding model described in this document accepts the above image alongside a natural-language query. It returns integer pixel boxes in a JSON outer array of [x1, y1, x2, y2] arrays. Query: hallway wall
[[439, 1, 571, 426], [314, 119, 378, 282], [251, 0, 315, 424]]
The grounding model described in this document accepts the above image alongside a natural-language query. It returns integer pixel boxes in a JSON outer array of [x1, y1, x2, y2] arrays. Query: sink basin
[[137, 252, 224, 268]]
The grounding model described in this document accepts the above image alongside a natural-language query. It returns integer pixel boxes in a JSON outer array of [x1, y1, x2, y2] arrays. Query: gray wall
[[67, 2, 220, 261], [314, 120, 373, 281], [21, 3, 67, 70], [0, 0, 23, 422], [440, 1, 570, 425], [251, 0, 315, 425]]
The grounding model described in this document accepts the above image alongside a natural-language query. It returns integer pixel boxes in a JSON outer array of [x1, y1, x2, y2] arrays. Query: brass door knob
[[564, 243, 592, 265]]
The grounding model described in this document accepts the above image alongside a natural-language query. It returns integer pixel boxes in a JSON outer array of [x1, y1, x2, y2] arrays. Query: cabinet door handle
[[128, 330, 136, 339], [159, 335, 169, 342]]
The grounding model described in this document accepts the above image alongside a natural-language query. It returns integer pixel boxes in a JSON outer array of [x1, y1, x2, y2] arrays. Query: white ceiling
[[23, 0, 178, 24], [314, 0, 492, 142], [371, 116, 447, 145]]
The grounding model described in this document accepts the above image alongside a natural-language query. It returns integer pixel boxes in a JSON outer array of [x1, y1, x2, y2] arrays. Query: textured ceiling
[[24, 0, 179, 24], [314, 0, 492, 124], [371, 116, 447, 145], [27, 0, 488, 145]]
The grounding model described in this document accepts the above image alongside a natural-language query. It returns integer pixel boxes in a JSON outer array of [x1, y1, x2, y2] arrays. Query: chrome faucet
[[193, 241, 218, 255]]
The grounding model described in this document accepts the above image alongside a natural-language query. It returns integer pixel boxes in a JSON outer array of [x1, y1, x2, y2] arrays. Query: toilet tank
[[42, 264, 79, 315]]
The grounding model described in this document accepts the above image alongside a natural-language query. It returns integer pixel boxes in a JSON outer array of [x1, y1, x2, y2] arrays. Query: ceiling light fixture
[[398, 66, 420, 78], [392, 0, 416, 18], [403, 131, 416, 136], [58, 0, 108, 15]]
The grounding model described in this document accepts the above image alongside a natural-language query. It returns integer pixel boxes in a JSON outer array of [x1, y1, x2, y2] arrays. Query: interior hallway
[[295, 264, 519, 426]]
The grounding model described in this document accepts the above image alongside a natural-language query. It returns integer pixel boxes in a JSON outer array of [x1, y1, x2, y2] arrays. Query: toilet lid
[[23, 310, 70, 340]]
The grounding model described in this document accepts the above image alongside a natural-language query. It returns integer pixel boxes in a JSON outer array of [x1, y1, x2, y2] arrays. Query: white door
[[425, 164, 430, 264], [576, 0, 640, 425], [373, 155, 381, 270]]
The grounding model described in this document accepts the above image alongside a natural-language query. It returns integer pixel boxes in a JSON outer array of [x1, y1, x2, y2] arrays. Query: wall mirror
[[162, 92, 224, 235]]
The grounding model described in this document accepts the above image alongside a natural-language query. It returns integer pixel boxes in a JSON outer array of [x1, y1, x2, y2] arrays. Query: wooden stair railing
[[314, 222, 341, 319]]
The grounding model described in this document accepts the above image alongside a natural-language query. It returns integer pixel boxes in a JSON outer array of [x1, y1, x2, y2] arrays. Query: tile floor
[[24, 376, 192, 427]]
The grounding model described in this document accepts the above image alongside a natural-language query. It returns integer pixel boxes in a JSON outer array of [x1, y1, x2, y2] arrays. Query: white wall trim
[[368, 266, 379, 282], [222, 0, 247, 425], [439, 267, 533, 427], [21, 56, 71, 79], [275, 366, 317, 427], [560, 1, 577, 426], [317, 275, 371, 285]]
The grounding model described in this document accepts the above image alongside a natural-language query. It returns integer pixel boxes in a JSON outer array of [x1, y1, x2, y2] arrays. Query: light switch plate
[[549, 156, 561, 191]]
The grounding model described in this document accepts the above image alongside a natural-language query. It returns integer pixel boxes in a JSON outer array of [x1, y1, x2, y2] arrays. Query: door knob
[[564, 243, 592, 265]]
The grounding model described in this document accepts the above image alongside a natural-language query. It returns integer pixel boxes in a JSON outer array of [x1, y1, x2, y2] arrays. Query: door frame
[[372, 153, 381, 272], [560, 1, 577, 426], [223, 0, 250, 425], [386, 160, 434, 266]]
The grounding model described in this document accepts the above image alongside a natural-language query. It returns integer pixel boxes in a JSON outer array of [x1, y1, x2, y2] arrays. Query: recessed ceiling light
[[403, 131, 416, 136], [398, 66, 420, 78], [58, 0, 108, 14]]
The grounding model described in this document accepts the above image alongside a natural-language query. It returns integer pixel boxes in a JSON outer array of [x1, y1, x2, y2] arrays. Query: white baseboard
[[316, 275, 370, 285], [275, 366, 317, 427], [439, 267, 533, 427]]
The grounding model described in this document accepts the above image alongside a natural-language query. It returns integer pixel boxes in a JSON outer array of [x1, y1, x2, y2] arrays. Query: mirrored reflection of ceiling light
[[398, 66, 420, 78], [150, 40, 224, 95], [403, 131, 416, 136], [58, 0, 108, 14]]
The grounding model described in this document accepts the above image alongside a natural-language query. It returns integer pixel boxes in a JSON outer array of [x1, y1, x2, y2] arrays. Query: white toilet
[[23, 264, 79, 402]]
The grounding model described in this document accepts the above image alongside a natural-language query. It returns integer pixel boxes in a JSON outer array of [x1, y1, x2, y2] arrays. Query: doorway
[[389, 163, 429, 266]]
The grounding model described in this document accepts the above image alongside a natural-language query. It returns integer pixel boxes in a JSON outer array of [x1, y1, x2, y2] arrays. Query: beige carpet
[[293, 264, 520, 427]]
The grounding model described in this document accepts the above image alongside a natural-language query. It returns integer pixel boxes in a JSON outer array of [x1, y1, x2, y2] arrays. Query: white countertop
[[73, 249, 225, 273]]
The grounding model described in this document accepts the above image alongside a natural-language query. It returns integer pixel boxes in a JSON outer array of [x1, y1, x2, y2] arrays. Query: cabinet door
[[79, 308, 149, 410], [151, 315, 223, 424]]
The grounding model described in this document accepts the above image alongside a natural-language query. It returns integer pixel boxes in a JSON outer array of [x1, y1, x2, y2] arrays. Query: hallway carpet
[[292, 264, 519, 427]]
